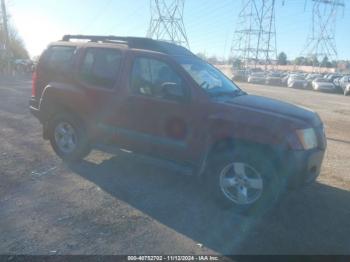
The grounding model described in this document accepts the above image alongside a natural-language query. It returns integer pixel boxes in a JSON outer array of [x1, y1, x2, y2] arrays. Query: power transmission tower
[[301, 0, 345, 70], [147, 0, 190, 48], [231, 0, 277, 69]]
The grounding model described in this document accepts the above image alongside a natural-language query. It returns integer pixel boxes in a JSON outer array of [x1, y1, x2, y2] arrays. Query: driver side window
[[130, 57, 185, 100]]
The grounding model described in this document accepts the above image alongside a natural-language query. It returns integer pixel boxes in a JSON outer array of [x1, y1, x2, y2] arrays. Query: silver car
[[248, 72, 266, 84], [344, 84, 350, 96], [288, 75, 308, 88], [312, 78, 336, 92]]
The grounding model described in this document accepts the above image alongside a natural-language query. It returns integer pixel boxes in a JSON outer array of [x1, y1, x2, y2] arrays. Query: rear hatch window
[[35, 45, 76, 99], [41, 46, 76, 73]]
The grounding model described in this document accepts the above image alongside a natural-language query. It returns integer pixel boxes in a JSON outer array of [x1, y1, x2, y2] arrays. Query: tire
[[48, 112, 91, 162], [205, 149, 281, 216]]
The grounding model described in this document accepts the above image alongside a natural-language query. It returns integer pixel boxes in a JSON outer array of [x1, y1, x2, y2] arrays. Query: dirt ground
[[0, 76, 349, 255]]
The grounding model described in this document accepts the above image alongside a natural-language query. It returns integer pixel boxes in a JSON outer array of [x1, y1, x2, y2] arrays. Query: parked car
[[343, 84, 350, 96], [306, 74, 322, 88], [333, 77, 344, 93], [281, 73, 292, 86], [288, 75, 308, 89], [312, 78, 337, 92], [326, 74, 342, 82], [30, 35, 327, 213], [248, 72, 266, 84], [265, 72, 282, 86], [232, 69, 249, 82], [339, 75, 350, 94], [333, 77, 341, 88]]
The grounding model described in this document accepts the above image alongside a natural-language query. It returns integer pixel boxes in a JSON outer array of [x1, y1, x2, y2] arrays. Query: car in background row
[[232, 70, 250, 82], [230, 68, 350, 96], [265, 72, 283, 85], [306, 74, 323, 88], [326, 74, 342, 83], [344, 84, 350, 96], [248, 72, 266, 84], [312, 78, 336, 92], [339, 75, 350, 96], [288, 75, 308, 89], [333, 77, 341, 89], [281, 74, 290, 86]]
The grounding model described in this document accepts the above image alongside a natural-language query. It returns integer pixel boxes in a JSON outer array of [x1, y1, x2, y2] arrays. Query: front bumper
[[281, 148, 325, 188]]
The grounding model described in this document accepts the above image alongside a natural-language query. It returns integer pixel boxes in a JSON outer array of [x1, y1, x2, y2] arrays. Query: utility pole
[[301, 0, 345, 71], [147, 0, 190, 48], [231, 0, 277, 70], [1, 0, 11, 72]]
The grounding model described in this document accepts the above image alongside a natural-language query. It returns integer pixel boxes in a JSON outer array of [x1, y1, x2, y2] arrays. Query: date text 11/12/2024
[[127, 256, 220, 261]]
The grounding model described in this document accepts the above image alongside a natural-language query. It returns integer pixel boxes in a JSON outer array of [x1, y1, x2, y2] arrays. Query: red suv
[[30, 35, 327, 212]]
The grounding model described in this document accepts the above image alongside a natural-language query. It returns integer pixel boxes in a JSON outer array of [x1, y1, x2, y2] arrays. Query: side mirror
[[161, 82, 184, 101]]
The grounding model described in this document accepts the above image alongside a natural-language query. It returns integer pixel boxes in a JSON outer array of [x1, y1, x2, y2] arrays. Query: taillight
[[32, 70, 37, 97]]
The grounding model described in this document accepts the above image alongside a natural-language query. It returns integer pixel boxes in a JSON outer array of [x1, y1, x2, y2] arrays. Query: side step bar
[[94, 144, 195, 177]]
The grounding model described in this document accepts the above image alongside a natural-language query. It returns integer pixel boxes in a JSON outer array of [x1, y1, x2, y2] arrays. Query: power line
[[147, 0, 190, 48], [80, 0, 112, 33], [231, 0, 277, 69], [300, 0, 345, 70]]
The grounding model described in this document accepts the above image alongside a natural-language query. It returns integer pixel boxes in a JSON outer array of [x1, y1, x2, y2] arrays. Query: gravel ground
[[0, 76, 349, 255]]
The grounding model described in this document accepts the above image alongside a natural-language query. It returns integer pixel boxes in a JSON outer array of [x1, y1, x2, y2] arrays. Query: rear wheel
[[205, 149, 281, 215], [48, 113, 91, 162]]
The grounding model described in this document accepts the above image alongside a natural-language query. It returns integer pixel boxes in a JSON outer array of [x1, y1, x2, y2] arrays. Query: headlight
[[296, 128, 318, 150]]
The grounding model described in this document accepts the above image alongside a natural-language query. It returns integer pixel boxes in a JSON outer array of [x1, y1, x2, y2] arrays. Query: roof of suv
[[51, 35, 195, 58]]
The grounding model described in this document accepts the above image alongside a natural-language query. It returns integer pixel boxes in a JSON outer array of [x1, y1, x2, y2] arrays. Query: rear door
[[75, 47, 130, 144]]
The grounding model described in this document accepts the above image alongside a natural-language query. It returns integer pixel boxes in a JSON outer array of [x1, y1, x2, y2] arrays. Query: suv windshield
[[175, 56, 243, 97]]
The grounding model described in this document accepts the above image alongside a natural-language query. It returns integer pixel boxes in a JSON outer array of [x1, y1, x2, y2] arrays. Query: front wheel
[[48, 113, 91, 162], [205, 149, 281, 215]]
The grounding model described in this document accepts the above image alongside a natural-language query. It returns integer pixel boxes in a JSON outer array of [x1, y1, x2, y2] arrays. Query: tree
[[321, 56, 332, 68], [331, 60, 338, 68], [0, 25, 29, 60], [309, 55, 319, 67], [277, 52, 287, 65], [294, 56, 307, 66]]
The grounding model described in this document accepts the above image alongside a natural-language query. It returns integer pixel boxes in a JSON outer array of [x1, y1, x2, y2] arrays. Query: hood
[[223, 94, 321, 127]]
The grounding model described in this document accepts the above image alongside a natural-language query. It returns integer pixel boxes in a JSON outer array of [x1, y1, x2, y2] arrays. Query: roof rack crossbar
[[60, 35, 194, 57], [62, 35, 130, 43]]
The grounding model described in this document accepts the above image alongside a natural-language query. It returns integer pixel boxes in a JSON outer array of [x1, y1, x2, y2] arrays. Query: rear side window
[[79, 48, 122, 89], [43, 46, 76, 73]]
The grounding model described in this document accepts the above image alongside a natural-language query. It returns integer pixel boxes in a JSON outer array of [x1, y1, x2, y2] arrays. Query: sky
[[6, 0, 350, 60]]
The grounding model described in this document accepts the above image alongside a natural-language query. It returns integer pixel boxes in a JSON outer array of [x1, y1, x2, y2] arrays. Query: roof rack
[[62, 35, 131, 43], [61, 35, 195, 57]]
